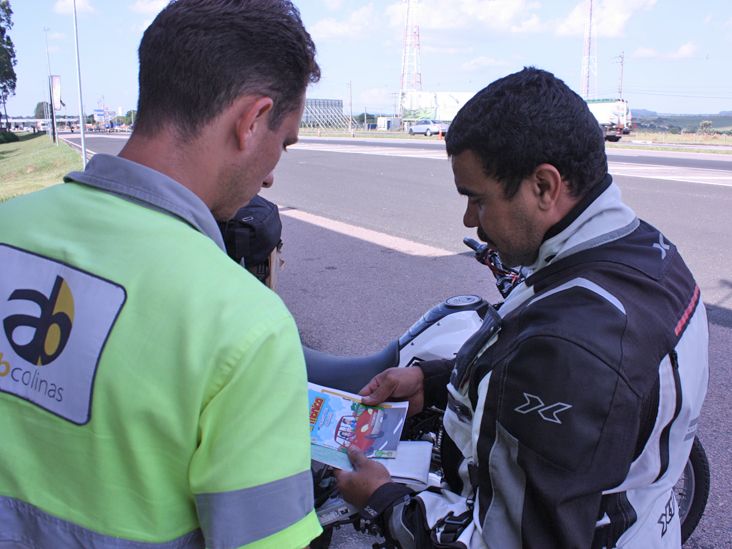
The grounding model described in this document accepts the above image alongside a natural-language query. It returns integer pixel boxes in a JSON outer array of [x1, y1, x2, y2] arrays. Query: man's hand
[[359, 366, 425, 417], [334, 448, 392, 509]]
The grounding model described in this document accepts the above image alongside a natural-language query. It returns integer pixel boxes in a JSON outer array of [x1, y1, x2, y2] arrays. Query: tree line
[[1, 0, 17, 129]]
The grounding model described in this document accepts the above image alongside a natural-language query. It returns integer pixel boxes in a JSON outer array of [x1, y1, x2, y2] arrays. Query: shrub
[[0, 131, 20, 144]]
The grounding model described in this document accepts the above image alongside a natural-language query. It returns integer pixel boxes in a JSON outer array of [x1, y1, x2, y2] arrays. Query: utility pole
[[616, 51, 625, 98], [43, 27, 58, 144], [580, 0, 597, 99], [72, 0, 88, 167], [347, 81, 353, 135]]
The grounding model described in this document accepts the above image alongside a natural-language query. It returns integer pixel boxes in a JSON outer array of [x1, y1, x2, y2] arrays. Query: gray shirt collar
[[64, 153, 225, 251]]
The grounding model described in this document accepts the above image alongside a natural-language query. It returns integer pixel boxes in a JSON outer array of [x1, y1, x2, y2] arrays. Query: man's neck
[[119, 128, 218, 209]]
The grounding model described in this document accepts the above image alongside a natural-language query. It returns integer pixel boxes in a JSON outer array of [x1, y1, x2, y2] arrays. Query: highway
[[64, 134, 732, 548]]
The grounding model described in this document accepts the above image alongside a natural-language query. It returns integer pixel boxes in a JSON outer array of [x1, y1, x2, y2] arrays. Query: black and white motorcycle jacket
[[366, 176, 709, 549]]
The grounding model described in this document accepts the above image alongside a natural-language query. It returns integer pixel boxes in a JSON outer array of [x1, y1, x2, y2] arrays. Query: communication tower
[[580, 0, 598, 99], [399, 0, 422, 117]]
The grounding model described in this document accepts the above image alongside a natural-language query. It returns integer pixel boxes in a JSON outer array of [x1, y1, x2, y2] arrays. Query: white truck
[[586, 98, 632, 142]]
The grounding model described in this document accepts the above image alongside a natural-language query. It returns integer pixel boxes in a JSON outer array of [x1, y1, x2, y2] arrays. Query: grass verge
[[0, 133, 83, 203]]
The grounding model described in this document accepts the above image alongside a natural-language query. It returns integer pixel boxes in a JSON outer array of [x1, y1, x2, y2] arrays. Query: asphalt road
[[65, 134, 732, 548]]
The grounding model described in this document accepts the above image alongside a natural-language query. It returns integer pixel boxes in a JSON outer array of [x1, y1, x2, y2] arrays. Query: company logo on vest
[[0, 244, 126, 424], [4, 275, 75, 366], [1, 275, 75, 403]]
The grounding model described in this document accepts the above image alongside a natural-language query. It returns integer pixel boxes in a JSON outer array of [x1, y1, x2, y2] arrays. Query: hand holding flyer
[[308, 382, 408, 469]]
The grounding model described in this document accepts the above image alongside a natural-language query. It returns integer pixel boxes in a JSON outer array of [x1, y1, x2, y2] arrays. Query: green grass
[[628, 130, 732, 146], [0, 133, 83, 203]]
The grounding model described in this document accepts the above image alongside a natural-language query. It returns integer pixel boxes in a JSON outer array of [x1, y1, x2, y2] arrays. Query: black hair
[[445, 67, 607, 198], [134, 0, 320, 138]]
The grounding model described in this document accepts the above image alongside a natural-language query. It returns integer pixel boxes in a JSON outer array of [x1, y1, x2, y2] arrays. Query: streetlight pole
[[72, 0, 87, 168], [43, 27, 58, 144]]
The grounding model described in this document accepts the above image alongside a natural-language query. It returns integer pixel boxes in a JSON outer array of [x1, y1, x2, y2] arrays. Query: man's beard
[[476, 226, 532, 268]]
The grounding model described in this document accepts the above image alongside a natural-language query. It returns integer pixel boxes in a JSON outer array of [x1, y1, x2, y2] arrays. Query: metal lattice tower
[[399, 0, 422, 116], [580, 0, 598, 99]]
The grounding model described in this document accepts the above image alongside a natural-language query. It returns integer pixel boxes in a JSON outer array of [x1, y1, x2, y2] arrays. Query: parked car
[[408, 119, 450, 136]]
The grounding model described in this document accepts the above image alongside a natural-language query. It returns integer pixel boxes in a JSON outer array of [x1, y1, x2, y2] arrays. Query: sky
[[4, 0, 732, 118]]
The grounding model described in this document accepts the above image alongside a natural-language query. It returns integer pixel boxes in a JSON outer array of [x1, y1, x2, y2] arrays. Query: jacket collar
[[526, 175, 638, 273], [498, 175, 638, 318]]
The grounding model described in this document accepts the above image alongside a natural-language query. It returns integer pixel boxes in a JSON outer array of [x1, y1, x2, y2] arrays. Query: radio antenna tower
[[399, 0, 422, 117], [580, 0, 598, 99]]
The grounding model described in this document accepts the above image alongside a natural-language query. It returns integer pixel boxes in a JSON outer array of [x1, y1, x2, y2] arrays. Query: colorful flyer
[[308, 382, 408, 464]]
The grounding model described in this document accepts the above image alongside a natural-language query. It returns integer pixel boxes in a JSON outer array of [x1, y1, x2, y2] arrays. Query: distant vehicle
[[586, 98, 632, 142], [408, 119, 450, 137]]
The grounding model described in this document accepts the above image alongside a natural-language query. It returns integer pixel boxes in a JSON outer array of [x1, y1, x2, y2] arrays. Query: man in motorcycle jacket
[[335, 67, 709, 548]]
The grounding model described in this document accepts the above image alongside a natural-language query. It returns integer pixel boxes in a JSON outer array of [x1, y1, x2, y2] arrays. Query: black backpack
[[218, 195, 282, 286]]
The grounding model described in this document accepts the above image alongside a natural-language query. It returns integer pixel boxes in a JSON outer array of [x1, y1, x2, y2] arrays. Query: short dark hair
[[134, 0, 320, 137], [445, 67, 607, 198]]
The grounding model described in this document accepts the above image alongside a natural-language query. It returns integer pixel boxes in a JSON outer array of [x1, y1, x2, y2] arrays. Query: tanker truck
[[586, 98, 632, 142]]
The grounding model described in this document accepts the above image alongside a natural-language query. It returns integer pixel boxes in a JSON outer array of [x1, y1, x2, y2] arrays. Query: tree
[[34, 101, 50, 119], [698, 120, 713, 134], [0, 0, 18, 128], [125, 109, 137, 126]]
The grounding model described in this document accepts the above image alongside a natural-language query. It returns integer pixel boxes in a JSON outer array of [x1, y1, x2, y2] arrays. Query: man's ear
[[233, 96, 274, 151], [531, 163, 563, 211]]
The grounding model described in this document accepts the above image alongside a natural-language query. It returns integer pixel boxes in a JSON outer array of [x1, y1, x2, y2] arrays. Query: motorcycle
[[305, 238, 710, 547]]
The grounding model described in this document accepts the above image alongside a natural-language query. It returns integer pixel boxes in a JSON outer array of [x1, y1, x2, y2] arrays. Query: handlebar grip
[[463, 237, 484, 252]]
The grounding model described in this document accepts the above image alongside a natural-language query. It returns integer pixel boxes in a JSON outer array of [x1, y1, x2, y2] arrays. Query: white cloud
[[130, 0, 168, 15], [631, 42, 698, 60], [461, 56, 509, 71], [556, 0, 657, 38], [510, 13, 541, 33], [385, 0, 543, 33], [668, 42, 697, 59], [54, 0, 94, 14], [631, 47, 658, 58], [310, 4, 375, 40], [49, 32, 66, 41]]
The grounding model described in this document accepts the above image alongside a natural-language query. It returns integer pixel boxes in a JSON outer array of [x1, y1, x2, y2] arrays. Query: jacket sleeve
[[368, 339, 643, 549], [417, 358, 453, 410], [472, 333, 643, 548], [189, 313, 322, 549], [362, 483, 438, 549]]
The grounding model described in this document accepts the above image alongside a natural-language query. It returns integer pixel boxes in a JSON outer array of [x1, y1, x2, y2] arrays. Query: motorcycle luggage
[[218, 195, 282, 289]]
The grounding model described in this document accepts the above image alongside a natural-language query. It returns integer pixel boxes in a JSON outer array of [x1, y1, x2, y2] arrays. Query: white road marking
[[60, 137, 97, 158], [609, 161, 732, 187], [290, 142, 732, 187], [290, 142, 448, 160], [280, 208, 454, 257]]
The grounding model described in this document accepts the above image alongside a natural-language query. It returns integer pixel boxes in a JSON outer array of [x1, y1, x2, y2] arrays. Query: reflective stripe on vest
[[0, 496, 204, 548], [194, 470, 314, 548]]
